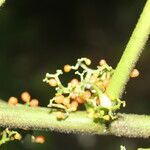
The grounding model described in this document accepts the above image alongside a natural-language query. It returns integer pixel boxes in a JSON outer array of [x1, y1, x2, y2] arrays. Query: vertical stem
[[106, 0, 150, 100], [0, 0, 5, 6]]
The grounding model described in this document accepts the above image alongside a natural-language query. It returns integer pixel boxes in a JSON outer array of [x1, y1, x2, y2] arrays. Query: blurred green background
[[0, 0, 149, 149]]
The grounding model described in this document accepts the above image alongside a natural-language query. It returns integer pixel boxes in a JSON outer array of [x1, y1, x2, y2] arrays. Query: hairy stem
[[0, 103, 149, 138], [106, 0, 150, 99], [0, 103, 106, 135]]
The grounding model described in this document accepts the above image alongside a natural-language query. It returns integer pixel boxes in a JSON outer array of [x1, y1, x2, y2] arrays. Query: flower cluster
[[8, 91, 39, 107], [43, 58, 125, 122], [0, 128, 21, 145], [0, 128, 46, 145]]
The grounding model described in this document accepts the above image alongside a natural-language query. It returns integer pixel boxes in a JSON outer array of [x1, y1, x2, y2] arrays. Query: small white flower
[[86, 84, 91, 89], [91, 90, 96, 93], [100, 94, 112, 108]]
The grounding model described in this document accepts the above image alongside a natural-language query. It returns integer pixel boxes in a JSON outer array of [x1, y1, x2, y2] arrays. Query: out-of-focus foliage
[[0, 0, 149, 149]]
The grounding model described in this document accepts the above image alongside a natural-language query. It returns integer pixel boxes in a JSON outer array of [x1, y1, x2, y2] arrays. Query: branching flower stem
[[106, 0, 150, 100]]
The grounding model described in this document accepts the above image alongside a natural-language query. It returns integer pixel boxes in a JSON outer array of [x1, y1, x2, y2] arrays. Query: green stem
[[137, 148, 150, 150], [0, 0, 5, 6], [106, 0, 150, 99], [110, 113, 150, 138], [0, 103, 150, 138], [0, 103, 105, 135]]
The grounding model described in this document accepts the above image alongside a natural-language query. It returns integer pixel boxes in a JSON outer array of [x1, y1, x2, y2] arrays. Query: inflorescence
[[6, 92, 46, 145], [0, 128, 21, 145], [8, 91, 39, 107], [0, 128, 45, 145], [43, 58, 125, 122]]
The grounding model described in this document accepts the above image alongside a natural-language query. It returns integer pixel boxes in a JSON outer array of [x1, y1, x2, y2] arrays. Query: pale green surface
[[110, 113, 150, 138], [106, 0, 150, 99], [0, 102, 106, 135], [0, 102, 150, 138], [138, 149, 150, 150], [0, 0, 5, 6]]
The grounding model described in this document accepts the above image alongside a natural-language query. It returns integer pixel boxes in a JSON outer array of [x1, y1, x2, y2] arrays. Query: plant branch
[[0, 103, 150, 138], [106, 0, 150, 99], [0, 0, 150, 142], [0, 103, 106, 135], [0, 0, 5, 6], [121, 146, 150, 150]]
